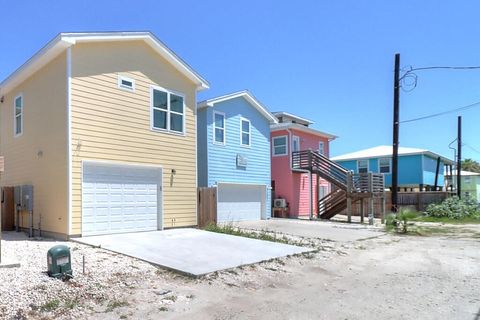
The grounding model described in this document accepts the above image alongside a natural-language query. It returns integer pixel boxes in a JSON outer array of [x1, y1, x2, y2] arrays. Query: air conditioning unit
[[274, 198, 287, 208]]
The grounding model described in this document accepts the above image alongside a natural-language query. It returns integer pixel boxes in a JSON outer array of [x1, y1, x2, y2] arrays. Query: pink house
[[271, 112, 337, 218]]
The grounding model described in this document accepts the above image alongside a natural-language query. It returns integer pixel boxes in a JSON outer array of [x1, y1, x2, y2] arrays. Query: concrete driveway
[[74, 229, 311, 277], [229, 218, 384, 242]]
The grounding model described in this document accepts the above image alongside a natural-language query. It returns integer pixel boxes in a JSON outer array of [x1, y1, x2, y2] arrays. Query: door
[[217, 183, 265, 223], [82, 162, 162, 236], [292, 136, 300, 152]]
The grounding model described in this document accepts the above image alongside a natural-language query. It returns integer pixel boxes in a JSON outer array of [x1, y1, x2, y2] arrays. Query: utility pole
[[392, 53, 400, 212], [457, 116, 462, 198]]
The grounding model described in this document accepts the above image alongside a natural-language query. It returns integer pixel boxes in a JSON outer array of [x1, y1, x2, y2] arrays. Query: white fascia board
[[0, 36, 73, 95], [198, 90, 278, 124], [270, 122, 337, 140], [1, 32, 209, 95]]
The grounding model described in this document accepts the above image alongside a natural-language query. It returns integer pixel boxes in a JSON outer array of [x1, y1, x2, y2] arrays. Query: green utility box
[[47, 245, 73, 279]]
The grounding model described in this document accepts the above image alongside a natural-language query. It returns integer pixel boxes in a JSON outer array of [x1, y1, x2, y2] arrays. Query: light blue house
[[197, 91, 278, 222], [331, 145, 454, 191]]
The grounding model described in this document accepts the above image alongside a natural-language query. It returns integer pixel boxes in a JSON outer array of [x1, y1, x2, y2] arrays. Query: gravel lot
[[1, 223, 479, 320]]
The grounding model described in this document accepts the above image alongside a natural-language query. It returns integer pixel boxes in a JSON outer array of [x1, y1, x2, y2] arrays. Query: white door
[[82, 162, 162, 236], [217, 184, 265, 223]]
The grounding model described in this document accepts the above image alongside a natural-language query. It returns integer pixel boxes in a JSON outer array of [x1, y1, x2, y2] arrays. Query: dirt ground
[[92, 224, 480, 320], [2, 223, 479, 320]]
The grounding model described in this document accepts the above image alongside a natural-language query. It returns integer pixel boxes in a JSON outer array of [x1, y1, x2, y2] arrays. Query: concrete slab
[[229, 219, 384, 242], [74, 229, 311, 277], [0, 260, 20, 268]]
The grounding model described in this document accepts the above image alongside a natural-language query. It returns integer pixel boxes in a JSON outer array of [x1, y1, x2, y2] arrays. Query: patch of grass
[[40, 299, 60, 312], [204, 223, 293, 245], [159, 306, 168, 312], [163, 295, 177, 302], [414, 215, 480, 224], [120, 315, 128, 319], [105, 299, 130, 312], [64, 298, 80, 310]]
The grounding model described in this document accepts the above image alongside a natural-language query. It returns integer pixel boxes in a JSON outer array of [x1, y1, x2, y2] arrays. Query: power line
[[464, 143, 480, 155], [400, 100, 480, 123]]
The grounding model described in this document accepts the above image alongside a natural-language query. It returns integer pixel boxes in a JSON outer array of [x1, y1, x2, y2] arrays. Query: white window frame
[[318, 141, 325, 155], [240, 117, 251, 147], [378, 158, 392, 174], [292, 135, 300, 152], [272, 135, 288, 156], [14, 94, 23, 137], [118, 75, 135, 92], [357, 159, 369, 173], [150, 85, 186, 135], [213, 111, 226, 145]]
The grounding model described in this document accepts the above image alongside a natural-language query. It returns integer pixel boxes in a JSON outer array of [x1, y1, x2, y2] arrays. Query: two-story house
[[0, 32, 209, 238], [270, 112, 337, 218], [197, 91, 277, 222]]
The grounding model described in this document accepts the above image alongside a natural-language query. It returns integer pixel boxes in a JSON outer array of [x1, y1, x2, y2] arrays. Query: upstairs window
[[318, 141, 325, 155], [151, 87, 185, 134], [240, 118, 251, 146], [379, 158, 391, 174], [14, 94, 23, 137], [357, 159, 369, 173], [272, 136, 288, 156], [118, 75, 135, 92], [213, 111, 225, 144]]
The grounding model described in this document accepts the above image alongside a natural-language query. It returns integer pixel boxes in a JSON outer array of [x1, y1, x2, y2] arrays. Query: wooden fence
[[342, 191, 452, 217], [197, 187, 217, 228]]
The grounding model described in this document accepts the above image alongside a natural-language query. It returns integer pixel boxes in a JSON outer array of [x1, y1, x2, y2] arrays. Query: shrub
[[425, 196, 480, 219], [385, 210, 418, 233]]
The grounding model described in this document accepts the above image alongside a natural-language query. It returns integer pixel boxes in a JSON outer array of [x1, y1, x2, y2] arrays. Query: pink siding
[[271, 128, 331, 218]]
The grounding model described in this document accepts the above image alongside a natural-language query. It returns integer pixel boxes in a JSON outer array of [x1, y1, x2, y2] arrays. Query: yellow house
[[0, 32, 209, 238]]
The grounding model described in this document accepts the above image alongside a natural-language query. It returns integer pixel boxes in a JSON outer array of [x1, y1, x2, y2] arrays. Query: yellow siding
[[0, 53, 68, 235], [70, 41, 198, 235]]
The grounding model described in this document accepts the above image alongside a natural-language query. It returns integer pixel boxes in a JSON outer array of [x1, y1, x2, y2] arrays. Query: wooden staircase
[[292, 150, 385, 220]]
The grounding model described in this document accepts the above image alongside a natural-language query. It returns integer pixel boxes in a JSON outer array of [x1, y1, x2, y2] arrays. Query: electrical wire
[[464, 143, 480, 155], [400, 100, 480, 123]]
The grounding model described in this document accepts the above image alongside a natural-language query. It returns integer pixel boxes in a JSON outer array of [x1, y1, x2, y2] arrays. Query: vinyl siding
[[70, 41, 197, 235], [0, 53, 68, 235], [199, 97, 272, 218]]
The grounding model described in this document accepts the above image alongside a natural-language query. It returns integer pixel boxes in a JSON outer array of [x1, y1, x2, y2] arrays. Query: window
[[292, 136, 300, 152], [272, 136, 288, 156], [14, 94, 23, 136], [151, 87, 185, 134], [213, 111, 225, 144], [240, 118, 250, 146], [379, 158, 391, 173], [118, 75, 135, 91], [318, 141, 325, 155], [357, 159, 369, 173]]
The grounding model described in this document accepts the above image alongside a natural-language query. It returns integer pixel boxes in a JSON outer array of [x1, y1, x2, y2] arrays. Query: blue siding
[[422, 155, 445, 186], [197, 96, 272, 218], [197, 110, 208, 187], [336, 154, 435, 187]]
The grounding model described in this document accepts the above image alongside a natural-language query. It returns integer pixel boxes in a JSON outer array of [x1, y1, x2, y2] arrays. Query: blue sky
[[1, 0, 479, 161]]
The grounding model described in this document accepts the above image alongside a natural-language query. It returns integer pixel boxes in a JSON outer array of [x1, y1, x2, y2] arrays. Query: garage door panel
[[82, 162, 162, 236], [217, 184, 265, 223]]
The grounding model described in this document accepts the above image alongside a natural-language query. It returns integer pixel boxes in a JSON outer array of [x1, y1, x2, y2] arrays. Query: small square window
[[358, 160, 369, 173], [273, 136, 288, 156], [118, 75, 135, 91], [379, 158, 391, 174]]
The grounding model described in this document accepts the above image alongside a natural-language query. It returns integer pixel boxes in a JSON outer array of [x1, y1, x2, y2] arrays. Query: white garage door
[[217, 183, 265, 223], [82, 162, 162, 236]]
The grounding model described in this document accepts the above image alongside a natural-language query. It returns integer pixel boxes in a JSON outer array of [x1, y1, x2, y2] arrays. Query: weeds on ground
[[425, 196, 480, 220], [40, 299, 60, 312], [385, 210, 418, 234], [105, 299, 130, 312], [204, 223, 292, 245]]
